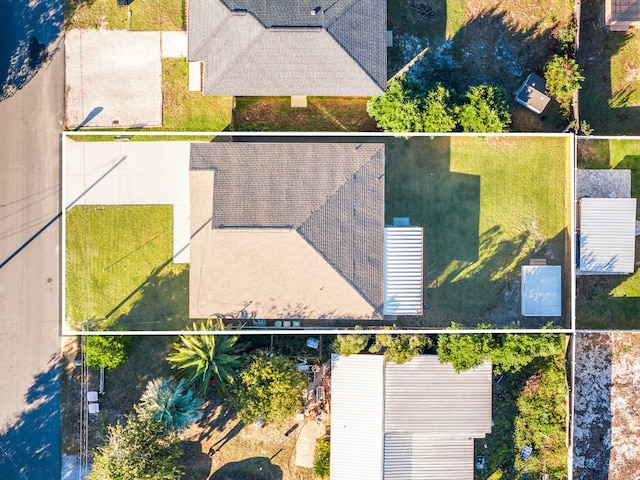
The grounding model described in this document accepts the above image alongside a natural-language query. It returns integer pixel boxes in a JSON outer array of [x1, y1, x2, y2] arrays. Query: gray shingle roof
[[610, 0, 640, 22], [188, 0, 386, 96], [190, 142, 385, 313]]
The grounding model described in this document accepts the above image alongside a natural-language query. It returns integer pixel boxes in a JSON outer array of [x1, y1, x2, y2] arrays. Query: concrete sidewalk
[[64, 139, 191, 263]]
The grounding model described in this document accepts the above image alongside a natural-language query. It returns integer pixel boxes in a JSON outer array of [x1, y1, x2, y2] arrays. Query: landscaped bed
[[385, 135, 571, 328], [65, 205, 189, 331], [579, 0, 640, 135], [576, 138, 640, 329]]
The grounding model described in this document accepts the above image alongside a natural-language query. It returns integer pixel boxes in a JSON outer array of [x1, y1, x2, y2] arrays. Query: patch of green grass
[[445, 0, 466, 39], [66, 205, 188, 331], [610, 30, 640, 108], [65, 0, 183, 31], [385, 136, 569, 327], [66, 134, 218, 141], [576, 138, 640, 328]]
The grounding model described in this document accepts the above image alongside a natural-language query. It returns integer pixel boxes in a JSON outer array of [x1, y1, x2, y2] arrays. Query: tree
[[421, 84, 457, 133], [457, 84, 511, 133], [369, 328, 430, 364], [167, 318, 245, 398], [366, 77, 425, 132], [231, 352, 307, 423], [138, 377, 203, 432], [333, 326, 371, 356], [436, 324, 494, 373], [84, 335, 131, 371], [544, 54, 584, 115], [88, 414, 183, 480]]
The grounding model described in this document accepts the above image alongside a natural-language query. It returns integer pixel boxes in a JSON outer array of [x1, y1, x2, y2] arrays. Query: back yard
[[576, 138, 640, 329], [385, 135, 571, 328], [578, 0, 640, 135]]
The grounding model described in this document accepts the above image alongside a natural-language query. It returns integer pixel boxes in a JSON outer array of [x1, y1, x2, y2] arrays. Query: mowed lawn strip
[[577, 139, 640, 328], [385, 136, 568, 326], [65, 0, 183, 31], [66, 205, 187, 330]]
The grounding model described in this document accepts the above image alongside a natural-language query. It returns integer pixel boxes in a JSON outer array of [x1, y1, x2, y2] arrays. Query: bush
[[544, 54, 584, 115], [366, 78, 424, 132], [333, 326, 371, 356], [369, 328, 430, 364], [84, 335, 131, 371], [313, 437, 330, 478], [138, 377, 203, 432], [421, 84, 457, 132], [457, 85, 511, 133]]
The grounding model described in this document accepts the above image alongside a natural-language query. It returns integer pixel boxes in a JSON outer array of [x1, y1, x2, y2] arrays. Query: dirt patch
[[574, 333, 640, 479]]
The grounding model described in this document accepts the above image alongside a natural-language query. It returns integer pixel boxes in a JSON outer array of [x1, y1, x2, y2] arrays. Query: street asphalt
[[0, 24, 65, 480]]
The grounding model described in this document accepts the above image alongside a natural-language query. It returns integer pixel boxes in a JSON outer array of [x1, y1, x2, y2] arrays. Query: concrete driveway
[[64, 137, 191, 265]]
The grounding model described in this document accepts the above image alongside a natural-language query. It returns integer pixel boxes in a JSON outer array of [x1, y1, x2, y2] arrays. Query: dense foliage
[[544, 54, 584, 115], [231, 353, 307, 423], [313, 437, 331, 478], [88, 413, 183, 480], [138, 377, 203, 432], [366, 77, 425, 132], [457, 84, 511, 133], [84, 335, 131, 371], [167, 318, 245, 397], [332, 326, 371, 356], [437, 323, 565, 373], [369, 330, 430, 364]]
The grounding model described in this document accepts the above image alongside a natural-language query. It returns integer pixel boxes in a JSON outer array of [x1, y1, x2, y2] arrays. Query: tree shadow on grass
[[0, 355, 61, 480], [210, 457, 283, 480]]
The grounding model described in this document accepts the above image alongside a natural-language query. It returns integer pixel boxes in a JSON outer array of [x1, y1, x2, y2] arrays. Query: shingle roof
[[190, 142, 385, 314], [515, 73, 550, 114], [188, 0, 386, 96], [610, 0, 640, 22]]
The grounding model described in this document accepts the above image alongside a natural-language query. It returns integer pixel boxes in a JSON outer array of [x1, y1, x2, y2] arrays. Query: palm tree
[[138, 377, 203, 432], [166, 318, 245, 398]]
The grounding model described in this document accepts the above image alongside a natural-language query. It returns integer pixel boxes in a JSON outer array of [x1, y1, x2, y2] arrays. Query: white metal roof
[[579, 197, 637, 274], [521, 265, 562, 316], [330, 354, 385, 480], [384, 227, 424, 315]]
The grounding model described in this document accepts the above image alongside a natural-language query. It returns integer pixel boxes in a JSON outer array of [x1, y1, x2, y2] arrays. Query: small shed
[[578, 197, 637, 274], [515, 73, 551, 114], [383, 224, 424, 316], [521, 265, 562, 316]]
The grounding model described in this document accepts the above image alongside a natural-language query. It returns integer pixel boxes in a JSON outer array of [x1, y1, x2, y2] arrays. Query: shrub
[[421, 84, 457, 132], [366, 78, 424, 132], [369, 328, 430, 364], [544, 54, 584, 115], [84, 335, 131, 371], [138, 377, 203, 432], [457, 84, 511, 133], [313, 437, 331, 478], [333, 326, 371, 356]]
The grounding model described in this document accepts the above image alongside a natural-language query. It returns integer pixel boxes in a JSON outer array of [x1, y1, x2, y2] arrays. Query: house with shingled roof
[[189, 142, 385, 320], [187, 0, 387, 96]]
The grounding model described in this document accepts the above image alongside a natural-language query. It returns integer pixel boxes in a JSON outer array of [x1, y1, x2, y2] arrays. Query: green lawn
[[66, 205, 189, 331], [386, 136, 570, 328], [65, 0, 183, 31], [576, 138, 640, 328]]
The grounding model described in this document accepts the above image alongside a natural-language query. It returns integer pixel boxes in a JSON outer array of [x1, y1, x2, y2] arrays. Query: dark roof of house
[[188, 0, 386, 96], [190, 142, 385, 312], [610, 0, 640, 22], [515, 73, 551, 114]]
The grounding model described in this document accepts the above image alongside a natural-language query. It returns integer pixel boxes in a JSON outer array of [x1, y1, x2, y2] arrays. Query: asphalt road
[[0, 30, 65, 480]]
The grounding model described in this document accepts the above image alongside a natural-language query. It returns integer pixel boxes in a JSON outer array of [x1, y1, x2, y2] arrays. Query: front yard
[[576, 138, 640, 329], [64, 0, 183, 31], [385, 135, 571, 328]]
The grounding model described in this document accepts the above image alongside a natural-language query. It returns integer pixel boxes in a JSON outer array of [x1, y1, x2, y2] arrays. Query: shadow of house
[[0, 0, 62, 101], [0, 355, 61, 480], [579, 0, 640, 134]]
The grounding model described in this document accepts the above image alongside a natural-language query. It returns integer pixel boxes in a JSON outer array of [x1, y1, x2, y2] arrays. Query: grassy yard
[[579, 0, 640, 134], [475, 352, 568, 480], [232, 96, 378, 132], [386, 136, 570, 328], [576, 138, 640, 329], [65, 205, 189, 331], [64, 0, 183, 31]]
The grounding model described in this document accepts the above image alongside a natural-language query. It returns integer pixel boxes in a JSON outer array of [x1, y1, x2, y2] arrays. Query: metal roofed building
[[189, 142, 385, 320], [383, 225, 424, 316], [521, 265, 562, 316], [187, 0, 387, 96], [578, 197, 637, 274], [330, 354, 493, 480], [606, 0, 640, 30], [515, 73, 551, 115]]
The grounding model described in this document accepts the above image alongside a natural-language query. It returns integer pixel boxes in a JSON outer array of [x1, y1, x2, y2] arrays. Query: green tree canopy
[[366, 77, 425, 132], [332, 326, 371, 356], [231, 352, 307, 424], [167, 318, 245, 398], [369, 329, 430, 364], [436, 325, 493, 373], [84, 335, 132, 371], [88, 414, 183, 480], [421, 84, 458, 133], [457, 84, 511, 133], [138, 377, 203, 432], [544, 54, 584, 115]]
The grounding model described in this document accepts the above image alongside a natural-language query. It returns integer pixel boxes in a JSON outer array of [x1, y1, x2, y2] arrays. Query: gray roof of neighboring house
[[190, 142, 385, 313], [188, 0, 386, 96], [610, 0, 640, 22], [516, 73, 551, 114]]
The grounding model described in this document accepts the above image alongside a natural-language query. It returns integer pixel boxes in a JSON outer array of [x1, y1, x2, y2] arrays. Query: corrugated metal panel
[[330, 354, 385, 480], [384, 434, 475, 480], [384, 227, 424, 315], [384, 356, 492, 437], [579, 198, 636, 274], [521, 265, 562, 316]]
